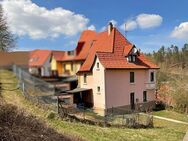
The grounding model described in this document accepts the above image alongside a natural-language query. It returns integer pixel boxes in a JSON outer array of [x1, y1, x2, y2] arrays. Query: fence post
[[104, 115, 107, 127], [122, 114, 125, 125], [57, 96, 59, 114], [22, 82, 25, 96]]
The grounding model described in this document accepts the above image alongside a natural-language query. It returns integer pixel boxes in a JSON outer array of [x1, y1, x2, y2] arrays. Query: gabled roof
[[78, 27, 159, 73], [29, 50, 51, 67]]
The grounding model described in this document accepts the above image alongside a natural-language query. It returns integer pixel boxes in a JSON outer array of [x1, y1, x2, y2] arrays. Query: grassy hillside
[[0, 70, 188, 141], [0, 72, 83, 141]]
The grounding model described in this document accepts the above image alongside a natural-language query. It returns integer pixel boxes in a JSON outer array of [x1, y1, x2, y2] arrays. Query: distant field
[[0, 69, 188, 141]]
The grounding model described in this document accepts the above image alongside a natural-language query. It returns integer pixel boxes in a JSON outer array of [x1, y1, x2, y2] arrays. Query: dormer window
[[67, 51, 74, 56], [128, 55, 136, 62], [127, 46, 139, 63], [30, 58, 38, 62]]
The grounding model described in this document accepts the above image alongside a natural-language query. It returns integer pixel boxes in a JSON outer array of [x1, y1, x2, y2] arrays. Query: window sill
[[130, 83, 135, 85], [96, 68, 100, 71], [83, 83, 87, 85]]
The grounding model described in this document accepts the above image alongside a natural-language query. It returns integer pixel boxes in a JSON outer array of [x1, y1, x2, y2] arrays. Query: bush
[[47, 111, 56, 119], [153, 101, 166, 111]]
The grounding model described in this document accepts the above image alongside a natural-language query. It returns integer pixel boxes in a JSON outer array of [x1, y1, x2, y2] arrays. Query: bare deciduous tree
[[0, 4, 16, 52]]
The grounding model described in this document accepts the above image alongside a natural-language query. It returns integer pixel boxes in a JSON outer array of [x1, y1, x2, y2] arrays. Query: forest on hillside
[[146, 43, 188, 113], [145, 44, 188, 69]]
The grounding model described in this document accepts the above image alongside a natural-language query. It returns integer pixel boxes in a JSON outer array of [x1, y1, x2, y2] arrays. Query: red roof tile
[[0, 51, 30, 67], [74, 30, 97, 61], [77, 29, 115, 72], [29, 50, 51, 67], [78, 27, 159, 73], [52, 51, 65, 61]]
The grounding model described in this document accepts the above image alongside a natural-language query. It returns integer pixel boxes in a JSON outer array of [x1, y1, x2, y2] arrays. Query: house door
[[38, 68, 41, 77], [130, 92, 135, 110]]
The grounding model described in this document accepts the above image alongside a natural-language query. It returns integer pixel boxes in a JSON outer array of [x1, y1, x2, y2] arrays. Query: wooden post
[[22, 82, 25, 96], [57, 96, 59, 114]]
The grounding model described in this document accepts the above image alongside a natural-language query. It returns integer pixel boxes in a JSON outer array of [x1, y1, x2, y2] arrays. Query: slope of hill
[[0, 69, 187, 141]]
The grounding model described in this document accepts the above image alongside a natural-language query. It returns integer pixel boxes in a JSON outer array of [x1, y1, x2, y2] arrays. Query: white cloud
[[1, 0, 90, 39], [88, 25, 96, 31], [171, 22, 188, 40], [100, 26, 106, 31], [136, 14, 163, 29], [120, 13, 163, 31], [120, 20, 137, 31]]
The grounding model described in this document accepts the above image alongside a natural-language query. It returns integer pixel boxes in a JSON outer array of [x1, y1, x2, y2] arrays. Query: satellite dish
[[132, 47, 138, 54]]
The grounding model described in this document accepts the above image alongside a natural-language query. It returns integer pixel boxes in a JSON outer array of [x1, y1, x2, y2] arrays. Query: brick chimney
[[108, 22, 113, 36]]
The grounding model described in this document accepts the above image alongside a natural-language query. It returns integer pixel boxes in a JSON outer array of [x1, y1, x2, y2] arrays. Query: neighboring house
[[0, 51, 30, 68], [73, 23, 160, 114], [51, 51, 65, 77], [51, 50, 81, 76], [52, 30, 97, 77], [29, 50, 52, 77]]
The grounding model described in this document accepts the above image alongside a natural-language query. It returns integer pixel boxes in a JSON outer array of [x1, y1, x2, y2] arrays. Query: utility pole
[[124, 23, 128, 37]]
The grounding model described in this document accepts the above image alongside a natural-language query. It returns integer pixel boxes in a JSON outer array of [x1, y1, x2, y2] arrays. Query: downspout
[[104, 68, 107, 114]]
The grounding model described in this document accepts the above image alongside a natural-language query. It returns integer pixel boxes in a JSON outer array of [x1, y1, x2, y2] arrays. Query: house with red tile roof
[[66, 23, 160, 114], [0, 51, 30, 68], [51, 51, 65, 76], [29, 50, 52, 77], [51, 30, 97, 77]]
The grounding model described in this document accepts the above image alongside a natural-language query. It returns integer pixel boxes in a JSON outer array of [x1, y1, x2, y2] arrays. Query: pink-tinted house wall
[[79, 56, 157, 114], [105, 69, 156, 109]]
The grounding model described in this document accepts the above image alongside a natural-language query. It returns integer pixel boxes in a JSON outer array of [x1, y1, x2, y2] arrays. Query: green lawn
[[0, 69, 188, 141], [153, 110, 188, 123]]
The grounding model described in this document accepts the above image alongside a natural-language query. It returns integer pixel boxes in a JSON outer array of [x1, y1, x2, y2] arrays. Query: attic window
[[128, 55, 136, 62], [97, 62, 99, 69], [68, 51, 74, 56], [30, 58, 38, 62]]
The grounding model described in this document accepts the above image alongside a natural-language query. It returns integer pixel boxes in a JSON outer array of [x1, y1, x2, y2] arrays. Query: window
[[71, 63, 73, 71], [132, 56, 136, 62], [84, 74, 87, 83], [130, 72, 135, 83], [63, 64, 66, 71], [97, 86, 100, 92], [128, 55, 136, 62], [67, 51, 74, 56], [143, 91, 147, 102], [150, 72, 154, 82], [97, 62, 99, 69]]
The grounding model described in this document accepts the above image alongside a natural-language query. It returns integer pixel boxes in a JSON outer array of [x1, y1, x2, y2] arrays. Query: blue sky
[[1, 0, 188, 52]]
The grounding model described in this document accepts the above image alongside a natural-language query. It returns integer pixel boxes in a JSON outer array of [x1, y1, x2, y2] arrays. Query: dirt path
[[140, 113, 188, 125], [183, 131, 188, 141]]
